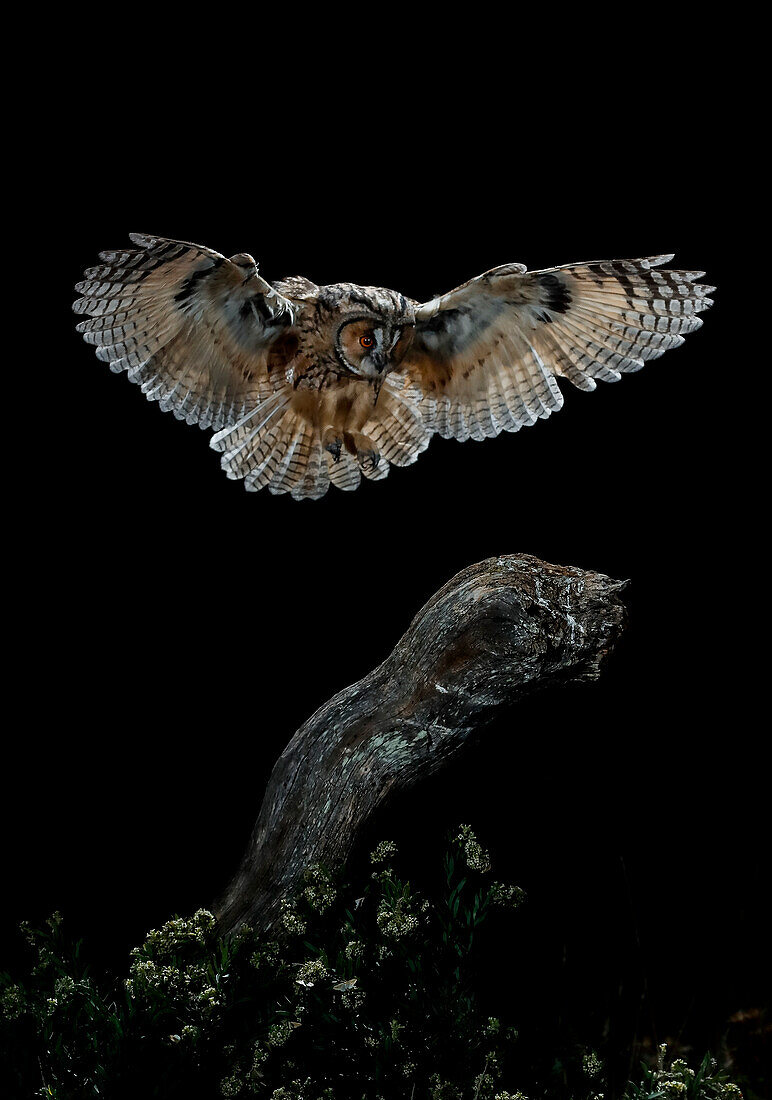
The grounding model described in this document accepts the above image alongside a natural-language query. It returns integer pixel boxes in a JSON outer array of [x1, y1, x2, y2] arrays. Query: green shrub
[[0, 829, 747, 1100]]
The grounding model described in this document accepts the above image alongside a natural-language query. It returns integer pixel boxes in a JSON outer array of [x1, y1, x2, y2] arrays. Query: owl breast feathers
[[73, 233, 714, 500]]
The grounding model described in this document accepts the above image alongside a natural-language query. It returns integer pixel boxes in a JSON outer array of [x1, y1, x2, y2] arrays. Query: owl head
[[324, 284, 415, 383]]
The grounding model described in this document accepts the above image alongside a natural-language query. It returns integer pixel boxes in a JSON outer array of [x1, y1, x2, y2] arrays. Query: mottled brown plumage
[[74, 234, 714, 499]]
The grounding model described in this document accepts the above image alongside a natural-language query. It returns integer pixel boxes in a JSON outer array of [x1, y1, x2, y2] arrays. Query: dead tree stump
[[214, 554, 628, 935]]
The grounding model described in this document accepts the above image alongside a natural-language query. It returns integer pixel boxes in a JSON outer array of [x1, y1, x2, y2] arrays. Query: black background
[[5, 7, 767, 1091]]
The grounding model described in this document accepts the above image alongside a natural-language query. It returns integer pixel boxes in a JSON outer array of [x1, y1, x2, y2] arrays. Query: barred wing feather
[[393, 255, 715, 442], [73, 233, 297, 433]]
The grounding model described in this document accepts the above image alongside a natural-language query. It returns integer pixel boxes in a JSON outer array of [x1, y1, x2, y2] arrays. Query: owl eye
[[359, 333, 375, 349]]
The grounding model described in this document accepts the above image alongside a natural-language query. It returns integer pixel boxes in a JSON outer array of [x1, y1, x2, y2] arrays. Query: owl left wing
[[391, 256, 714, 441], [74, 232, 298, 433]]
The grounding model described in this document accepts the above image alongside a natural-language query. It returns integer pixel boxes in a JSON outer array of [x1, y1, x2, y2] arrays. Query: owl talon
[[322, 428, 343, 463], [360, 449, 380, 470], [342, 431, 380, 470]]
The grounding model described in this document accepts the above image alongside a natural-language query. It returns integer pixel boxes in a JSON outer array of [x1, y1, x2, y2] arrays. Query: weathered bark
[[214, 554, 628, 935]]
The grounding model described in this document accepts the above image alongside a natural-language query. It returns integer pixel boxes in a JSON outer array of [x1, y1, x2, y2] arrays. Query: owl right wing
[[74, 232, 299, 433], [391, 255, 715, 441]]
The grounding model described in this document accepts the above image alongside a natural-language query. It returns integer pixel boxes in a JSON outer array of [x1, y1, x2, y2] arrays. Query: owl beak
[[370, 352, 388, 403]]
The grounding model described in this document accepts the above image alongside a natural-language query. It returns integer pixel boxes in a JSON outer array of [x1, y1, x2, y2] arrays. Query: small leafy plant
[[624, 1045, 743, 1100]]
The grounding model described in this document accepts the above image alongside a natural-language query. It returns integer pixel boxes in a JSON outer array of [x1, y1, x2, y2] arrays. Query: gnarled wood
[[214, 554, 628, 935]]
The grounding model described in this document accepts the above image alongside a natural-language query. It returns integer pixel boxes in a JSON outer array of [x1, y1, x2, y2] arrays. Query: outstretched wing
[[74, 233, 298, 432], [391, 255, 715, 441]]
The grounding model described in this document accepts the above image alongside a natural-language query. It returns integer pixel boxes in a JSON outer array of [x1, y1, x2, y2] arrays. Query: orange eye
[[359, 333, 374, 349]]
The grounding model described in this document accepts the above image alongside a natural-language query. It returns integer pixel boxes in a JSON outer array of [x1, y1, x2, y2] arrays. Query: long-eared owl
[[74, 233, 714, 499]]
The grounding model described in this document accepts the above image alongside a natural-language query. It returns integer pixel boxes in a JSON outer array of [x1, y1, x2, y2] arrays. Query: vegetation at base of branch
[[624, 1045, 743, 1099], [0, 828, 750, 1100]]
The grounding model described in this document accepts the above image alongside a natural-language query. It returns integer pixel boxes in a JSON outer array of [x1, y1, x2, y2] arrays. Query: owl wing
[[74, 233, 298, 433], [391, 255, 714, 441]]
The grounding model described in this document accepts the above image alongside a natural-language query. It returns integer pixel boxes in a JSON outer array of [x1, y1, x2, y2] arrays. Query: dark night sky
[[5, 11, 766, 1074]]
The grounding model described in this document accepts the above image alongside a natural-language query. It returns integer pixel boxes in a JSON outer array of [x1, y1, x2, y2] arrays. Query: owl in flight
[[74, 234, 714, 500]]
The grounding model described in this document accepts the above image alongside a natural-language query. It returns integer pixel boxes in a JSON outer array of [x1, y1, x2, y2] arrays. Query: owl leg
[[322, 425, 343, 463], [344, 430, 380, 470]]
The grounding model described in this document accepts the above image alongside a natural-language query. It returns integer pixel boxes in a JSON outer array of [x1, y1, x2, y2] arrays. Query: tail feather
[[364, 381, 432, 467], [263, 417, 304, 494], [244, 411, 296, 492], [273, 418, 315, 497], [213, 406, 334, 500], [211, 392, 290, 479], [208, 379, 433, 499], [328, 450, 362, 492], [285, 425, 330, 501]]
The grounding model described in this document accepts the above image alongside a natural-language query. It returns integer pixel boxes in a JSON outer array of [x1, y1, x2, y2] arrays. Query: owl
[[73, 233, 714, 500]]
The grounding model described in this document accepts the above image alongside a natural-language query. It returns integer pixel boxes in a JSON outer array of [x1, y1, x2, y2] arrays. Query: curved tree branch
[[214, 554, 628, 935]]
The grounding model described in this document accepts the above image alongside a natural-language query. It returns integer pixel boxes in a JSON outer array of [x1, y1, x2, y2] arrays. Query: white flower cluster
[[457, 825, 492, 873], [428, 1072, 463, 1099], [344, 939, 364, 962], [124, 909, 222, 1019], [0, 984, 25, 1020], [370, 840, 398, 865], [489, 882, 526, 911], [125, 957, 222, 1020], [41, 975, 93, 1017], [472, 1052, 501, 1096], [295, 958, 328, 988], [53, 975, 77, 1000], [219, 1073, 242, 1097], [650, 1049, 742, 1099], [136, 909, 216, 960], [251, 1040, 269, 1069], [269, 1077, 314, 1099], [302, 864, 336, 914], [280, 899, 307, 936], [267, 1019, 297, 1047], [583, 1050, 603, 1079], [340, 986, 365, 1012], [376, 898, 419, 940], [20, 913, 63, 977], [250, 940, 280, 972]]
